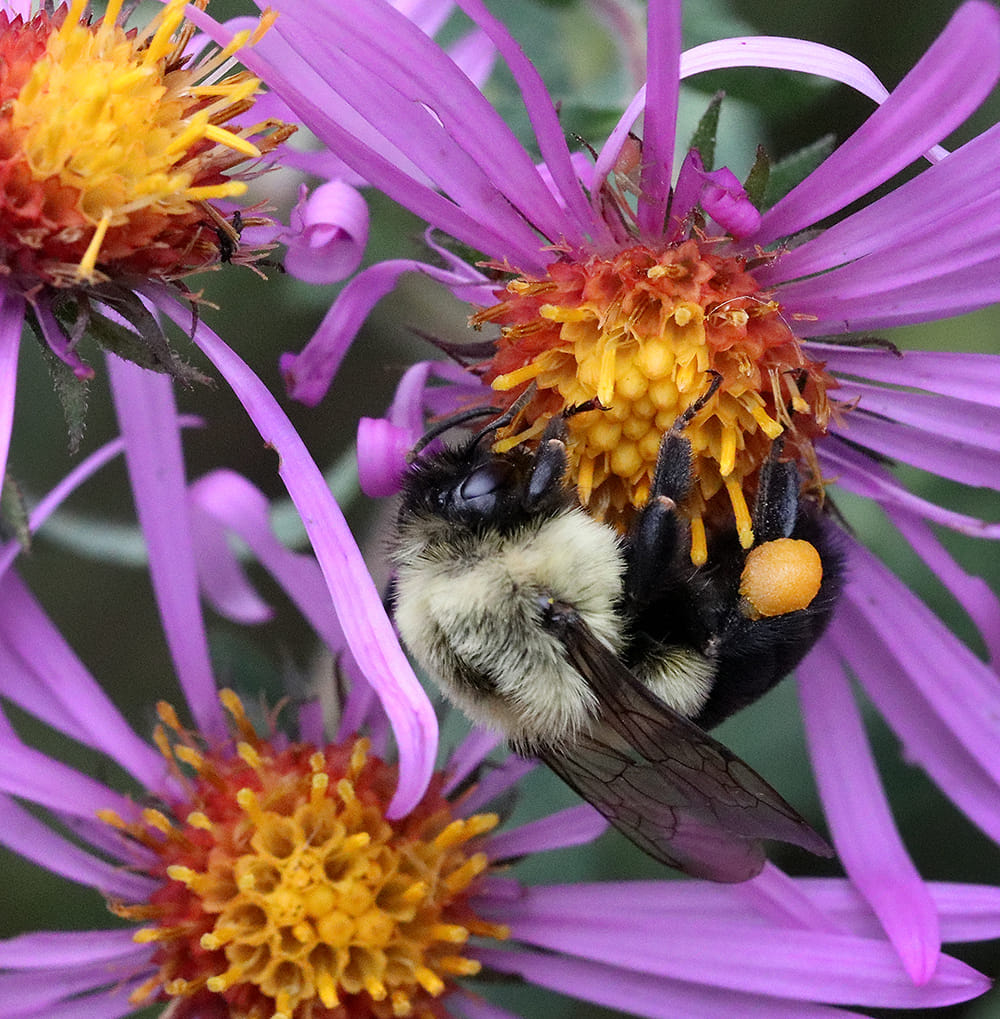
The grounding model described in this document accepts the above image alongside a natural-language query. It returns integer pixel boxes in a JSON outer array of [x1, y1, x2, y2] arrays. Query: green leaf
[[40, 343, 90, 454], [1, 473, 30, 552], [23, 305, 91, 453], [743, 145, 771, 209], [763, 134, 837, 209], [688, 92, 724, 171], [85, 286, 212, 388]]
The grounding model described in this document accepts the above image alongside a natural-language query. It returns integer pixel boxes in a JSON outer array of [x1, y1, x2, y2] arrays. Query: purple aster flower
[[1, 394, 999, 1018], [196, 0, 1000, 984]]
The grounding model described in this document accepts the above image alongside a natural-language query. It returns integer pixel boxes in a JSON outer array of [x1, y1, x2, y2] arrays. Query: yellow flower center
[[1, 0, 289, 285], [101, 693, 507, 1019], [475, 241, 836, 564]]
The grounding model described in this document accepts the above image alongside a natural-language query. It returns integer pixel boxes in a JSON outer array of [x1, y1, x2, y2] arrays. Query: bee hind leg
[[751, 438, 801, 544]]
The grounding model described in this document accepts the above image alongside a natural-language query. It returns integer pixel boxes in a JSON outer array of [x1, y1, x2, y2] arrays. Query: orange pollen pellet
[[739, 538, 824, 618]]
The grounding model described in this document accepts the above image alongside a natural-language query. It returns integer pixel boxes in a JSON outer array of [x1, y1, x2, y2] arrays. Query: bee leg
[[625, 430, 692, 607], [752, 438, 800, 544], [649, 368, 723, 507], [525, 415, 569, 510]]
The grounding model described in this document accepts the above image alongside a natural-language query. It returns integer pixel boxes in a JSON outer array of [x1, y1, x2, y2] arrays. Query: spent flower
[[0, 0, 294, 478]]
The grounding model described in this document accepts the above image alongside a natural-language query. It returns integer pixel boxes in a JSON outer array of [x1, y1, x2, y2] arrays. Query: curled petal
[[283, 180, 369, 284], [357, 417, 414, 498], [281, 257, 488, 406], [486, 804, 608, 860], [698, 164, 761, 238]]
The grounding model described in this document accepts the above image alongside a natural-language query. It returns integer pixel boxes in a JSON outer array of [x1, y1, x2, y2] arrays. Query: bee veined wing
[[540, 605, 832, 882]]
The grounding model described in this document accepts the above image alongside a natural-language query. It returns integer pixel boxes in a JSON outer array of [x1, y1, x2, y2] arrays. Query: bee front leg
[[525, 416, 570, 510], [624, 428, 694, 608]]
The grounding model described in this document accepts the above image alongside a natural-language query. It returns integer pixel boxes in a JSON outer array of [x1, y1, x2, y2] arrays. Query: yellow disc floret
[[475, 242, 836, 563], [102, 693, 507, 1019], [1, 0, 291, 285], [739, 537, 824, 619]]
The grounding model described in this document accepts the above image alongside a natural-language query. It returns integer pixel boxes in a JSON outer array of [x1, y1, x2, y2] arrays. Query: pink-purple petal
[[486, 804, 607, 860], [637, 0, 680, 237], [357, 417, 413, 498], [842, 543, 1000, 779], [836, 380, 1000, 451], [758, 123, 1000, 284], [189, 483, 274, 625], [0, 572, 165, 787], [447, 24, 497, 90], [457, 754, 536, 814], [194, 6, 543, 271], [739, 864, 844, 933], [0, 736, 138, 824], [157, 298, 438, 816], [32, 301, 93, 380], [0, 929, 145, 969], [834, 411, 1000, 489], [815, 346, 1000, 406], [107, 356, 226, 739], [798, 640, 940, 983], [270, 0, 576, 250], [782, 249, 1000, 334], [188, 470, 359, 676], [0, 795, 154, 900], [281, 257, 486, 406], [887, 505, 1000, 666], [0, 432, 131, 580], [442, 727, 503, 797], [474, 947, 868, 1019], [450, 0, 597, 245], [756, 2, 1000, 244], [0, 289, 23, 484], [830, 590, 1000, 843], [819, 439, 1000, 539], [681, 36, 886, 103], [477, 904, 987, 1007], [283, 180, 369, 285], [795, 879, 1000, 944]]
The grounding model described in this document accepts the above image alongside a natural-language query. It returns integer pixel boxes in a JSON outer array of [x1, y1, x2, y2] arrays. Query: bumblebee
[[391, 400, 842, 881]]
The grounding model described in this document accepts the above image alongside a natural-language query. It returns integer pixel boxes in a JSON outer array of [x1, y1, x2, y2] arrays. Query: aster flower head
[[0, 0, 294, 486], [3, 410, 1000, 1018], [218, 0, 1000, 986]]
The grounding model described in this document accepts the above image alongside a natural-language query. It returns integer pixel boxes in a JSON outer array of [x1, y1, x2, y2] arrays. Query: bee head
[[402, 438, 542, 533]]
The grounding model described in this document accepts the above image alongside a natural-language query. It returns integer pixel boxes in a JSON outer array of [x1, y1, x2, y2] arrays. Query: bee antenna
[[409, 405, 504, 460], [468, 383, 538, 446], [670, 369, 723, 434]]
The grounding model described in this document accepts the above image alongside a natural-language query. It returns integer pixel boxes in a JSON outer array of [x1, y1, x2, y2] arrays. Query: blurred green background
[[4, 1, 1000, 1016]]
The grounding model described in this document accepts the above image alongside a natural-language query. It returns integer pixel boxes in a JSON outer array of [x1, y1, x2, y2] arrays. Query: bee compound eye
[[457, 460, 516, 508]]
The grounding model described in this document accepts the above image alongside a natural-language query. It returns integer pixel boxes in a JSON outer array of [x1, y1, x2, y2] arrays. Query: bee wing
[[541, 610, 831, 882]]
